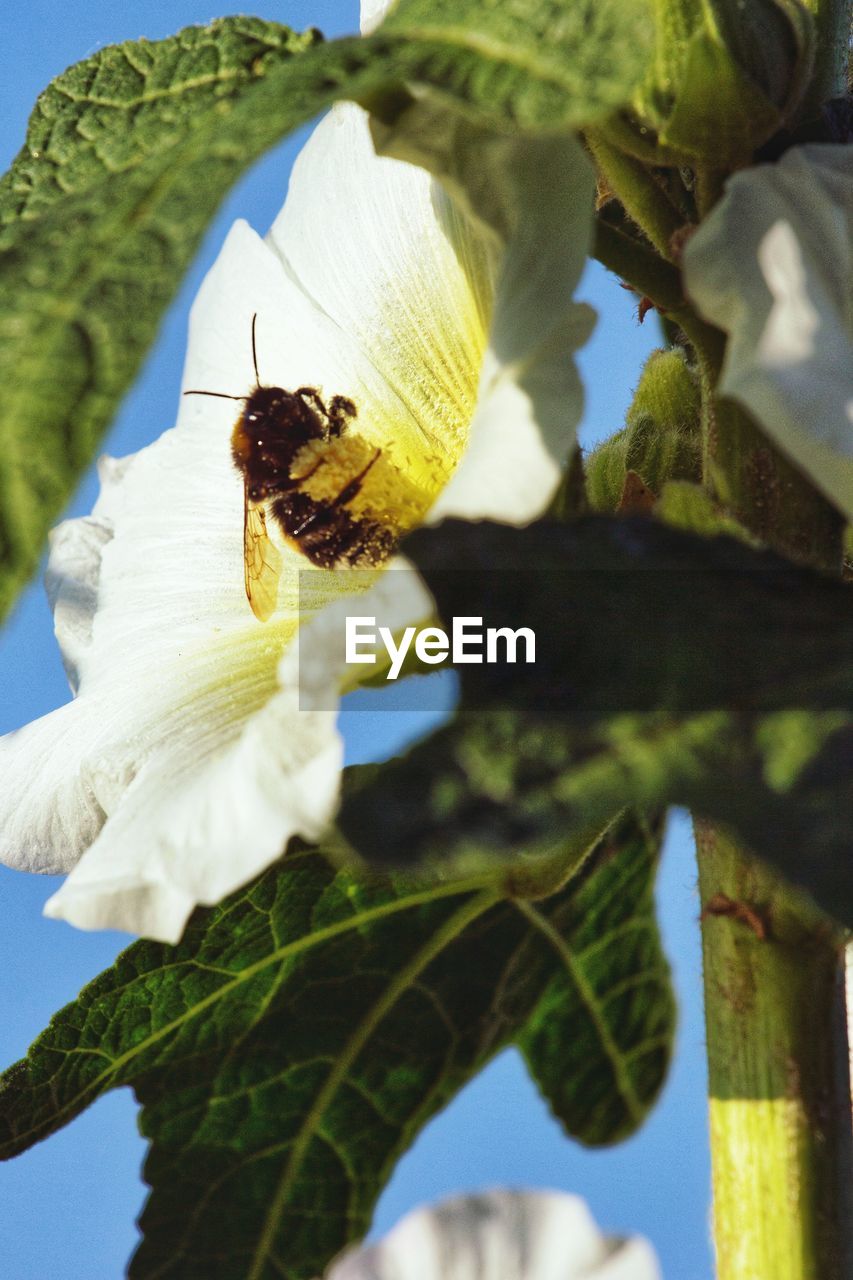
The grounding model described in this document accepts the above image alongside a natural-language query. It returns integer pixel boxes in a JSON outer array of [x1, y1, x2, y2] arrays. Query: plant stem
[[695, 822, 851, 1280], [694, 284, 851, 1275], [585, 129, 685, 260], [591, 220, 684, 314]]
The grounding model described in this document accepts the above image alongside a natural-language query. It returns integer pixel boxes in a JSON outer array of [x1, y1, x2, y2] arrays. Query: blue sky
[[0, 3, 712, 1276]]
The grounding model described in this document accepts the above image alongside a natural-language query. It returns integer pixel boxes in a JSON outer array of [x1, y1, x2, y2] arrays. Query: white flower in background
[[684, 143, 853, 516], [0, 5, 595, 942], [326, 1190, 661, 1280]]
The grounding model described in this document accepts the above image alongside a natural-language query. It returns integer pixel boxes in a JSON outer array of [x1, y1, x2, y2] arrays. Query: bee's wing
[[243, 491, 283, 623]]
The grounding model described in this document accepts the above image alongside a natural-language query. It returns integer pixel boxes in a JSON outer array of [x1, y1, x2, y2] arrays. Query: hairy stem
[[585, 129, 685, 260], [591, 219, 684, 313], [696, 823, 851, 1280]]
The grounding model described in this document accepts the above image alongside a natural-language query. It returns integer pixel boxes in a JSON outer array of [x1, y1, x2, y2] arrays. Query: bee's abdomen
[[272, 493, 396, 569]]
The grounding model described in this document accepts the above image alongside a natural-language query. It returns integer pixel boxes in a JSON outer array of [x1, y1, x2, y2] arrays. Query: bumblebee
[[185, 315, 396, 621]]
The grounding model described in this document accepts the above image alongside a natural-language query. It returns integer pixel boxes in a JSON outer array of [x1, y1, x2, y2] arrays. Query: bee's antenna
[[183, 390, 245, 401], [251, 313, 261, 385]]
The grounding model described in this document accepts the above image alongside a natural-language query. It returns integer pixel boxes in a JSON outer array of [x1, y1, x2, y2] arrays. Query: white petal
[[44, 688, 341, 944], [684, 143, 853, 516], [327, 1190, 661, 1280], [0, 408, 287, 881], [0, 703, 109, 874], [289, 557, 436, 710], [0, 224, 356, 920], [360, 0, 396, 34], [431, 314, 592, 523], [372, 101, 596, 524], [46, 515, 111, 696], [45, 454, 133, 694]]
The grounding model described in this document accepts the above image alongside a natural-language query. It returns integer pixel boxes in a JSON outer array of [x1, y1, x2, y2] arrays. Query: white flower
[[361, 0, 394, 34], [683, 143, 853, 516], [326, 1190, 661, 1280], [0, 9, 595, 943]]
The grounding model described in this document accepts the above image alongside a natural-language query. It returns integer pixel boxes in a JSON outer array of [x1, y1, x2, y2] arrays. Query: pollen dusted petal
[[267, 103, 492, 495], [293, 433, 424, 530], [370, 98, 596, 526]]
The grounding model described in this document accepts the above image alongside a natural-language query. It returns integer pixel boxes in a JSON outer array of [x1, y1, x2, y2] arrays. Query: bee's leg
[[326, 395, 358, 437], [290, 457, 328, 486], [295, 387, 329, 419], [290, 451, 380, 537], [329, 449, 380, 508]]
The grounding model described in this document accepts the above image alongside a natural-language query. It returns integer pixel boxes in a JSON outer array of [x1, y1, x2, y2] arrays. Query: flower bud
[[628, 0, 815, 165], [628, 346, 701, 431], [586, 347, 702, 511]]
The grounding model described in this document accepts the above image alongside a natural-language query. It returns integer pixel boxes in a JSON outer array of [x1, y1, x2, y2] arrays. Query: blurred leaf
[[653, 481, 756, 543], [658, 30, 784, 163], [340, 518, 853, 921], [0, 815, 672, 1278], [0, 1, 652, 620]]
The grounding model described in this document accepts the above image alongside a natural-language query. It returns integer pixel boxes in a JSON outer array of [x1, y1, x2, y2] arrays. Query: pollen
[[292, 434, 428, 537]]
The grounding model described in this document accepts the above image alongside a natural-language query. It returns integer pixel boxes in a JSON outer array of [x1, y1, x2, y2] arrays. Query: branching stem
[[585, 129, 685, 261]]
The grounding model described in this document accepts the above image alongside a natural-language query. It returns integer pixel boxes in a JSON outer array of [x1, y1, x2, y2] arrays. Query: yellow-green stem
[[695, 823, 851, 1280]]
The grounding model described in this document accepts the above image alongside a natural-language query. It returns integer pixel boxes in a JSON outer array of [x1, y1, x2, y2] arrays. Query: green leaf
[[0, 18, 334, 620], [339, 518, 853, 922], [655, 480, 757, 543], [0, 815, 672, 1278], [657, 30, 784, 164], [0, 2, 653, 620], [373, 0, 654, 131], [515, 813, 673, 1146]]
